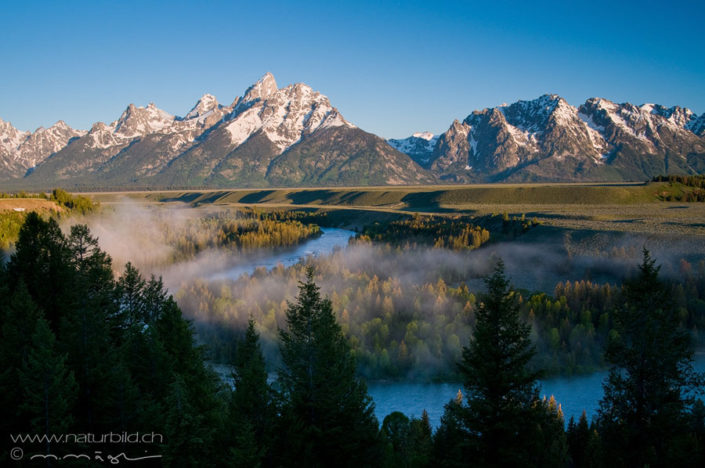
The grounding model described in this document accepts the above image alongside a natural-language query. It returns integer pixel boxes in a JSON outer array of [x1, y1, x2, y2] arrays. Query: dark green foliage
[[5, 209, 705, 466], [228, 319, 276, 467], [690, 399, 705, 467], [653, 174, 705, 188], [277, 267, 382, 467], [567, 411, 603, 468], [432, 396, 468, 468], [531, 396, 569, 468], [18, 317, 78, 457], [597, 249, 705, 467], [7, 212, 74, 327], [0, 280, 43, 440], [436, 261, 566, 467], [0, 214, 225, 464], [380, 410, 433, 467]]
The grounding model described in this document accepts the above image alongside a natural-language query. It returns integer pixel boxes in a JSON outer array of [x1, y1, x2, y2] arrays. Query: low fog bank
[[68, 200, 705, 314], [57, 201, 705, 380]]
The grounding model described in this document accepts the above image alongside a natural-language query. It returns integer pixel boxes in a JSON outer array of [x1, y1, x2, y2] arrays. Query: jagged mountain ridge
[[2, 77, 705, 188], [390, 94, 705, 182], [1, 73, 430, 188]]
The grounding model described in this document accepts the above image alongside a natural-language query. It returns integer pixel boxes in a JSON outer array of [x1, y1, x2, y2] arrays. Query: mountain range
[[2, 73, 704, 189]]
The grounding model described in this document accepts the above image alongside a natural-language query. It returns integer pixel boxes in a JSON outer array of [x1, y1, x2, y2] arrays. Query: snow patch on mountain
[[687, 114, 705, 135], [468, 132, 478, 159], [0, 119, 30, 155], [113, 103, 174, 139], [388, 133, 438, 154], [225, 78, 352, 153], [594, 99, 650, 141], [185, 94, 219, 121], [0, 118, 86, 173]]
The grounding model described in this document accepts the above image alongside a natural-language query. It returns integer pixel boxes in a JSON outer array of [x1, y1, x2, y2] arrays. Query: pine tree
[[7, 212, 74, 328], [18, 317, 78, 458], [229, 318, 275, 467], [381, 411, 412, 467], [408, 410, 433, 467], [277, 267, 381, 467], [0, 280, 43, 440], [438, 260, 550, 467], [567, 411, 603, 468], [598, 249, 704, 466]]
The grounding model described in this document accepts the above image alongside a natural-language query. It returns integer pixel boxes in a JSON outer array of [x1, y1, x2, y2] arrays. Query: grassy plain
[[86, 181, 705, 238], [0, 198, 63, 213]]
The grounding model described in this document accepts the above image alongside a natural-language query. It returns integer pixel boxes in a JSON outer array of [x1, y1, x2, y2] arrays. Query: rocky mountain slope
[[0, 73, 430, 189], [2, 77, 704, 189], [391, 95, 705, 182]]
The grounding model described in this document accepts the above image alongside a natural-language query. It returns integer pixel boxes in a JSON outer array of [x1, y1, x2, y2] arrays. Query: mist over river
[[200, 228, 705, 429], [208, 227, 356, 281]]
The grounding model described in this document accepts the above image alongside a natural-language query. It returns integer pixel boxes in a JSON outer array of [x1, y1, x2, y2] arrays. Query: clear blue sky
[[1, 0, 704, 138]]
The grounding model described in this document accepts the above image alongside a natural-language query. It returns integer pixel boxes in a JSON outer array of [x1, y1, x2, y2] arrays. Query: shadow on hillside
[[399, 191, 453, 212], [160, 193, 204, 203], [239, 190, 276, 203], [287, 190, 339, 205]]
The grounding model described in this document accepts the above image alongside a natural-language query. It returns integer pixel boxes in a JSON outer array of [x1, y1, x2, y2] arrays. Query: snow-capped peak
[[224, 76, 352, 152], [643, 104, 695, 128], [412, 131, 436, 141], [241, 72, 278, 106], [0, 118, 30, 154], [113, 103, 174, 138], [387, 132, 439, 160], [185, 93, 219, 120]]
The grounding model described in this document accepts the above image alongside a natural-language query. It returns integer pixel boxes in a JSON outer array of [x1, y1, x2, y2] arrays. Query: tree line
[[161, 210, 321, 262], [652, 174, 705, 201], [357, 213, 538, 251]]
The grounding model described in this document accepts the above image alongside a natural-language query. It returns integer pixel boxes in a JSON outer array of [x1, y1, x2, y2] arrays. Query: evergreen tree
[[277, 267, 381, 467], [18, 317, 78, 458], [433, 395, 468, 468], [0, 280, 43, 444], [381, 411, 412, 467], [531, 396, 568, 468], [6, 212, 74, 328], [157, 297, 227, 464], [690, 399, 705, 467], [163, 375, 207, 467], [229, 318, 275, 467], [567, 411, 603, 468], [437, 260, 550, 467], [113, 262, 148, 333], [407, 410, 433, 467], [380, 409, 432, 467], [598, 249, 704, 466]]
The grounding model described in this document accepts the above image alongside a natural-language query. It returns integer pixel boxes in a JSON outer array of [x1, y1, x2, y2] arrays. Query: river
[[209, 227, 356, 281], [368, 352, 705, 428], [205, 228, 705, 429]]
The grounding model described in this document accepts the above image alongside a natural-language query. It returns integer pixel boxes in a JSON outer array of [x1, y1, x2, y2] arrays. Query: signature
[[15, 449, 162, 464]]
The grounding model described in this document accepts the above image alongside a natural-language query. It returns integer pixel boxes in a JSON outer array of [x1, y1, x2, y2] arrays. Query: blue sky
[[1, 0, 704, 138]]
